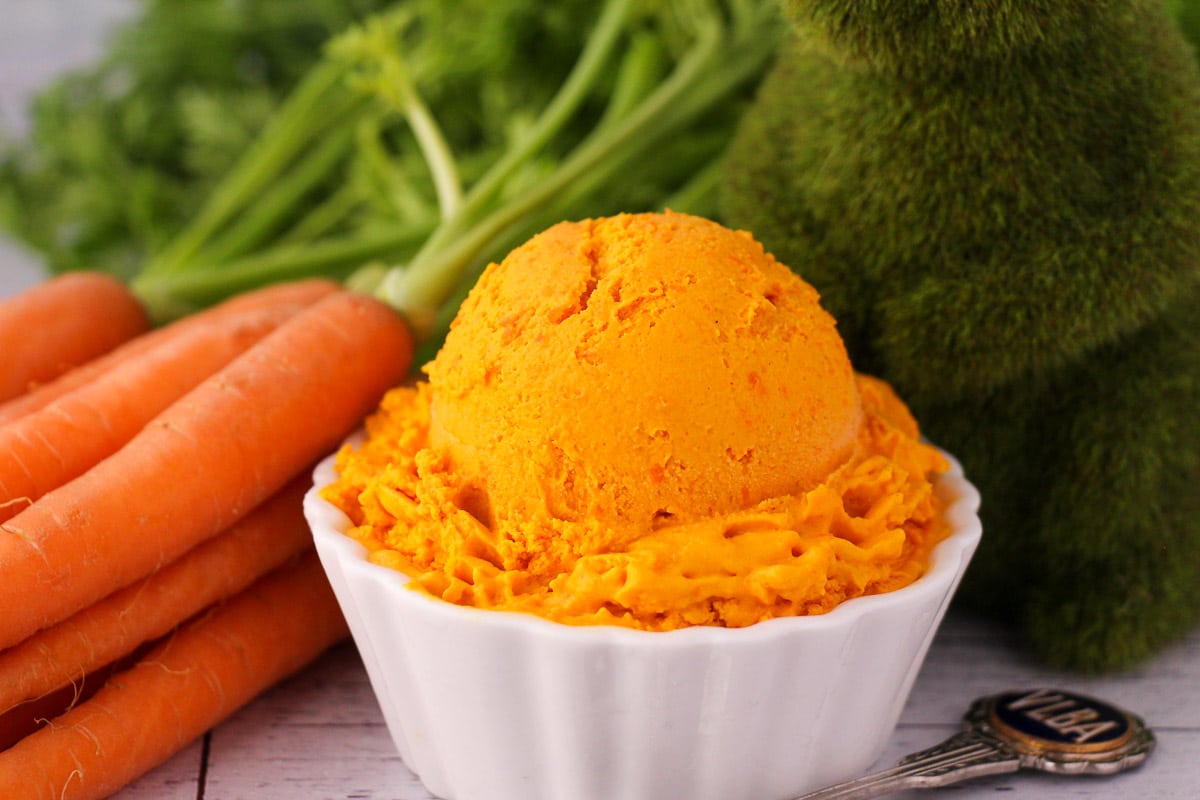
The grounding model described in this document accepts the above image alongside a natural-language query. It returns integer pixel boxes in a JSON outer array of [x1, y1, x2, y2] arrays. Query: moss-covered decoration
[[721, 0, 1200, 671]]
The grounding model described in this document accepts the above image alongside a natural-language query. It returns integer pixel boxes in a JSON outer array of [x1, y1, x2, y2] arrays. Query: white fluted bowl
[[305, 449, 981, 800]]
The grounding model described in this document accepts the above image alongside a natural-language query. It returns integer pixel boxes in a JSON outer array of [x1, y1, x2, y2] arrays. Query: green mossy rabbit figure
[[720, 0, 1200, 671]]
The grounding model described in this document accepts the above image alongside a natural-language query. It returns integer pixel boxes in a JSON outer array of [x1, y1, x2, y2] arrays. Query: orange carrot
[[0, 476, 312, 716], [0, 305, 297, 523], [0, 290, 411, 650], [0, 553, 348, 800], [0, 278, 339, 428], [0, 272, 149, 403], [0, 647, 140, 753]]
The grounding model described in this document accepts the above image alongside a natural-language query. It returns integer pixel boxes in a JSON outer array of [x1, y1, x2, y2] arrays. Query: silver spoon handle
[[792, 731, 1021, 800], [792, 688, 1156, 800]]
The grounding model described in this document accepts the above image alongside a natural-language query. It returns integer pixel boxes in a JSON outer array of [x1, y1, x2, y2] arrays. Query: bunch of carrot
[[0, 272, 413, 799]]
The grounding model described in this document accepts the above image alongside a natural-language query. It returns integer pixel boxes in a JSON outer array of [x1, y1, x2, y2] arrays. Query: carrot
[[0, 553, 349, 800], [0, 290, 411, 650], [0, 647, 141, 753], [0, 272, 149, 403], [0, 305, 297, 523], [0, 476, 312, 717], [0, 278, 340, 428]]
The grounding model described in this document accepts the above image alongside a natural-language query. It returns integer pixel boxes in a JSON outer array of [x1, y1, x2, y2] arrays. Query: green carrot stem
[[419, 0, 637, 256], [352, 116, 439, 223], [376, 2, 778, 323], [594, 32, 670, 134], [336, 14, 463, 219], [378, 17, 726, 317], [141, 61, 363, 278], [133, 225, 430, 319], [195, 123, 356, 265], [380, 0, 637, 321], [390, 62, 461, 220], [276, 182, 364, 246]]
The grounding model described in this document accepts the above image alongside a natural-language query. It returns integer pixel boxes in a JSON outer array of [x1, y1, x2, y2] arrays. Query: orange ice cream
[[323, 211, 948, 629]]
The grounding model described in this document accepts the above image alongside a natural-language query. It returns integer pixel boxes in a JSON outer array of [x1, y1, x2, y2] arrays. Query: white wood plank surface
[[110, 612, 1200, 799]]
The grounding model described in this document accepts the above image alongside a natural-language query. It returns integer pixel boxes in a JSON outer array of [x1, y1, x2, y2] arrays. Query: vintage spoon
[[792, 688, 1155, 800]]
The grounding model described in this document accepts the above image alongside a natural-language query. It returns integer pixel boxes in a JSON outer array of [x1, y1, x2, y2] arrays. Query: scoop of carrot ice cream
[[323, 211, 949, 629], [427, 211, 863, 536]]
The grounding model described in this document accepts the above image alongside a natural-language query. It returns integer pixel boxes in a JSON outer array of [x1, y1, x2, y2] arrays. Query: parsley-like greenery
[[2, 0, 781, 364]]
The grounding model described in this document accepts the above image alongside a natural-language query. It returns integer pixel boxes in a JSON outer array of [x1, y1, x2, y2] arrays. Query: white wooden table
[[110, 613, 1200, 800], [3, 4, 1199, 798]]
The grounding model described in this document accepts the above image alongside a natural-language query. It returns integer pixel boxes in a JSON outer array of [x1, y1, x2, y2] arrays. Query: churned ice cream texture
[[323, 211, 949, 629]]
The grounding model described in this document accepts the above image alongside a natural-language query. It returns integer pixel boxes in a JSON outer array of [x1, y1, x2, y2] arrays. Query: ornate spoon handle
[[792, 688, 1156, 800]]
